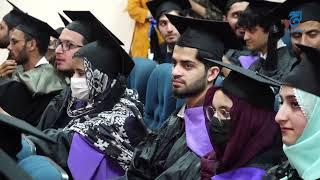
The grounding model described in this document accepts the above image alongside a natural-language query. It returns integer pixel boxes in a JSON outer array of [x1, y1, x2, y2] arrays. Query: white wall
[[0, 0, 135, 52]]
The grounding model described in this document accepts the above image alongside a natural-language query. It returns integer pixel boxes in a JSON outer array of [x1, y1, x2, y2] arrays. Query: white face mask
[[70, 77, 90, 100]]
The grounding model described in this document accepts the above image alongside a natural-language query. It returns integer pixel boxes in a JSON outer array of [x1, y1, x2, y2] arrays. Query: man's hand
[[0, 60, 17, 77]]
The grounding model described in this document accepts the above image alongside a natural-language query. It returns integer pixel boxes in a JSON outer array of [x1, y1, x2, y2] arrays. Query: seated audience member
[[27, 11, 147, 177], [147, 0, 191, 63], [222, 0, 257, 70], [37, 11, 105, 130], [201, 60, 283, 179], [265, 45, 320, 180], [0, 4, 67, 125], [0, 1, 24, 77], [238, 0, 296, 81], [121, 14, 241, 179], [276, 0, 320, 59]]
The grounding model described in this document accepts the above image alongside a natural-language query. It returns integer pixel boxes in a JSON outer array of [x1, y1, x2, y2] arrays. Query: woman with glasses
[[264, 45, 320, 180], [200, 59, 283, 179]]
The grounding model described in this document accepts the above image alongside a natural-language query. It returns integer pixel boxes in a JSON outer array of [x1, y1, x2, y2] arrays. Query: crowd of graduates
[[0, 0, 319, 179]]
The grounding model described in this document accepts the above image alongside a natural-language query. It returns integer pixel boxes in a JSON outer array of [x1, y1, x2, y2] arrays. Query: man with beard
[[276, 0, 320, 59], [36, 10, 106, 130], [223, 0, 249, 39], [121, 14, 241, 179], [0, 1, 24, 78], [221, 0, 257, 74], [0, 8, 67, 125], [147, 0, 191, 64]]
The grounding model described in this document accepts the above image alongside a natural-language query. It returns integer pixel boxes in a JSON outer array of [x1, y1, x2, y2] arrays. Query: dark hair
[[238, 8, 274, 32], [238, 8, 284, 71], [196, 49, 222, 85], [81, 37, 88, 45], [23, 32, 48, 56], [156, 9, 188, 25], [196, 49, 223, 71], [224, 0, 248, 15]]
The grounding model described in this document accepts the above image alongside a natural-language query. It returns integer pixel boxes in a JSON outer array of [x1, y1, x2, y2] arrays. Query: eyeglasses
[[56, 40, 83, 51], [205, 106, 231, 123]]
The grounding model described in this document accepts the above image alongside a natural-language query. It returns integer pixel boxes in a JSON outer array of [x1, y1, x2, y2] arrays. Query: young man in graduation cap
[[238, 0, 297, 81], [26, 11, 148, 179], [0, 0, 24, 78], [54, 12, 97, 75], [36, 11, 105, 130], [122, 15, 241, 179], [223, 0, 249, 39], [0, 6, 68, 125], [0, 2, 23, 49], [276, 0, 320, 58], [146, 0, 191, 64], [219, 0, 258, 71]]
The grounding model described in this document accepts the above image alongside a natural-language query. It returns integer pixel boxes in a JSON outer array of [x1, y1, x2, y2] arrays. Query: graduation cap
[[274, 0, 320, 23], [58, 12, 69, 26], [63, 10, 123, 45], [2, 0, 25, 29], [55, 27, 64, 36], [210, 0, 249, 14], [205, 57, 280, 109], [0, 148, 32, 180], [245, 0, 281, 16], [281, 44, 320, 97], [71, 12, 134, 78], [166, 14, 242, 61], [0, 114, 56, 143], [146, 0, 191, 19], [225, 0, 248, 11], [13, 10, 59, 50], [247, 0, 279, 9]]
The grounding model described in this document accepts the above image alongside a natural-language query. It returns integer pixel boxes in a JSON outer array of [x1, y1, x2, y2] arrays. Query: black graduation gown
[[0, 79, 58, 126], [225, 49, 255, 67], [120, 110, 200, 180], [263, 161, 302, 180], [28, 129, 74, 175], [249, 46, 297, 81], [153, 43, 172, 64], [36, 87, 72, 130]]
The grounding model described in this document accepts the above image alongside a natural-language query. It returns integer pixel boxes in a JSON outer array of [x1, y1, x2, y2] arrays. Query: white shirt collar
[[35, 57, 49, 67], [177, 104, 186, 118], [260, 39, 286, 60]]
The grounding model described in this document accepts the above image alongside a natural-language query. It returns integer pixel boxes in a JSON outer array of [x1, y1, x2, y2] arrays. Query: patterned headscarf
[[64, 89, 146, 170], [67, 58, 120, 118], [64, 57, 147, 170]]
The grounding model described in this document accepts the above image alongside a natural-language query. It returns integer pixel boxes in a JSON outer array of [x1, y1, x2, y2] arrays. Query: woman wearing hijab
[[200, 60, 283, 179], [27, 12, 148, 179], [264, 45, 320, 180]]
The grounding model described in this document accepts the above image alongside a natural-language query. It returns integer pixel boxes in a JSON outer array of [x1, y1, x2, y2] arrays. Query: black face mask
[[207, 117, 232, 148]]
